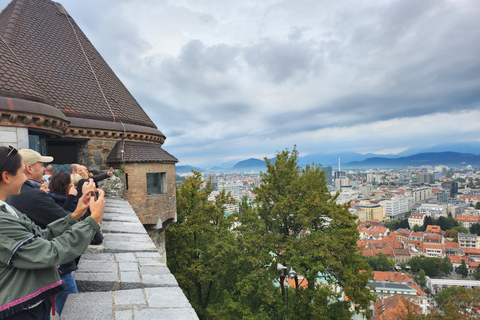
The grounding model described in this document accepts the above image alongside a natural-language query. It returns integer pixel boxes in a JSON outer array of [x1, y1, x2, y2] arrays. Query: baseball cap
[[18, 149, 54, 166]]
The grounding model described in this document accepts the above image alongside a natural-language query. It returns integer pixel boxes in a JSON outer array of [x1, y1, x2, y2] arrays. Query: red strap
[[51, 296, 55, 316]]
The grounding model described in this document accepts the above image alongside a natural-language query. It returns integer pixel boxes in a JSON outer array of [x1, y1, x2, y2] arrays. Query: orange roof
[[449, 256, 468, 264], [455, 215, 480, 222], [445, 241, 460, 248], [409, 213, 424, 219], [426, 225, 442, 233], [410, 232, 424, 238], [374, 295, 422, 320], [373, 271, 413, 283], [462, 248, 480, 255]]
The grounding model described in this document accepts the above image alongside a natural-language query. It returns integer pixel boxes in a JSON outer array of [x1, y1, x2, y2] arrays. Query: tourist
[[0, 145, 105, 319]]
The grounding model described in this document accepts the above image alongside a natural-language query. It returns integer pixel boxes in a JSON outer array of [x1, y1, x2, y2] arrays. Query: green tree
[[476, 202, 480, 210], [422, 257, 440, 277], [166, 171, 238, 319], [470, 223, 480, 236], [412, 224, 422, 232], [432, 286, 480, 319], [439, 256, 453, 276], [472, 264, 480, 279], [457, 259, 469, 278], [414, 269, 427, 288], [407, 256, 423, 273], [235, 147, 375, 319], [375, 252, 391, 271], [453, 225, 469, 234]]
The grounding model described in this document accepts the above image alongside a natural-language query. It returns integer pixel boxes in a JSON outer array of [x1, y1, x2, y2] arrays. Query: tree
[[476, 202, 480, 210], [412, 224, 422, 232], [407, 256, 423, 273], [235, 147, 376, 319], [453, 226, 469, 234], [457, 259, 469, 278], [414, 269, 426, 288], [165, 171, 238, 319], [439, 256, 453, 276], [472, 264, 480, 279], [433, 286, 480, 319], [376, 252, 391, 271], [470, 223, 480, 236]]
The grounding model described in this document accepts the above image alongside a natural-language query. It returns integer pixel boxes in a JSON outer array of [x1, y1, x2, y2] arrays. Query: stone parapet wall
[[62, 199, 198, 319]]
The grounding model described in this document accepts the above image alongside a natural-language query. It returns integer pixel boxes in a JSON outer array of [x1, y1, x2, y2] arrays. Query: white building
[[380, 196, 410, 219], [417, 203, 447, 218], [408, 213, 425, 229]]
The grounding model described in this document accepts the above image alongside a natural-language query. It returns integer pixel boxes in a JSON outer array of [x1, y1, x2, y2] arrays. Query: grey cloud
[[243, 38, 324, 83]]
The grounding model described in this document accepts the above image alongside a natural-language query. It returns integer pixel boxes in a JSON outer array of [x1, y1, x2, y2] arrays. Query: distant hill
[[345, 152, 480, 169], [232, 158, 266, 171], [176, 165, 204, 173]]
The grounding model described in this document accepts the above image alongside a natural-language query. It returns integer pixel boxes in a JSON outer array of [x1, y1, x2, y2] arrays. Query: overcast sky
[[59, 0, 480, 166]]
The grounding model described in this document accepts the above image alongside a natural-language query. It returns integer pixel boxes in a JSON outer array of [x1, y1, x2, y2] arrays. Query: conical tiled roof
[[0, 34, 52, 104], [0, 0, 159, 131]]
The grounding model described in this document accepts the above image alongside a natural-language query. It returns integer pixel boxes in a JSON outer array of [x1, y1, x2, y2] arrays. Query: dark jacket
[[7, 181, 72, 227], [6, 181, 79, 274], [49, 193, 77, 213]]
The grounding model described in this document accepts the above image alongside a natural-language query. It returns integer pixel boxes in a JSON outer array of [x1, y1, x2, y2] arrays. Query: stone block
[[114, 252, 136, 262], [119, 262, 138, 272], [80, 253, 114, 261], [62, 292, 113, 320], [144, 287, 192, 308], [139, 266, 170, 274], [74, 272, 119, 291], [76, 260, 118, 273], [120, 272, 142, 289], [115, 310, 134, 320], [142, 273, 178, 287], [114, 289, 146, 308], [134, 308, 199, 320], [137, 257, 163, 266]]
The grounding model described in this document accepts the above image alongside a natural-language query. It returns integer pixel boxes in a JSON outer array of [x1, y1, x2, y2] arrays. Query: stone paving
[[61, 199, 199, 320]]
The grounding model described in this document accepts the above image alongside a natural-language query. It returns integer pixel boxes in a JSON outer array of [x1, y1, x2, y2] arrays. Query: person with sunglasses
[[0, 146, 105, 320]]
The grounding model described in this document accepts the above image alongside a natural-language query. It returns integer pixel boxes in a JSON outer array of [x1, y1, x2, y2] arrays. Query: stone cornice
[[0, 110, 69, 135], [63, 127, 165, 144]]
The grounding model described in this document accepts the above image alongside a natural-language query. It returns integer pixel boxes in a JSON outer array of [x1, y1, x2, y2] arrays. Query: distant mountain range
[[176, 142, 480, 173], [345, 152, 480, 169]]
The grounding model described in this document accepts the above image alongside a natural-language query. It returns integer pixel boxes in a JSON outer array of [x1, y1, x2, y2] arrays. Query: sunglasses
[[7, 145, 18, 157]]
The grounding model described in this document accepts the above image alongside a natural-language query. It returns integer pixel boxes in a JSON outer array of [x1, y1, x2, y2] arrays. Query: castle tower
[[0, 0, 177, 229]]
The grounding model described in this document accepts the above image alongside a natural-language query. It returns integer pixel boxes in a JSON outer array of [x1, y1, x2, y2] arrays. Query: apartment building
[[458, 233, 479, 249], [455, 215, 480, 229], [408, 214, 425, 229]]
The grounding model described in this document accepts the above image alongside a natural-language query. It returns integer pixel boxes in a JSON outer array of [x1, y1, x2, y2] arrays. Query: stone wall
[[0, 126, 28, 148], [123, 162, 177, 225], [88, 138, 117, 170]]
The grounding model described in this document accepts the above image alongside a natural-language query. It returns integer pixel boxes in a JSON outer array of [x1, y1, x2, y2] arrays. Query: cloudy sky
[[59, 0, 480, 166]]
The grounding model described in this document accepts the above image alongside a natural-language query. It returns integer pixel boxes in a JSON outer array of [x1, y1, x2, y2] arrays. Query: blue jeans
[[55, 272, 78, 315]]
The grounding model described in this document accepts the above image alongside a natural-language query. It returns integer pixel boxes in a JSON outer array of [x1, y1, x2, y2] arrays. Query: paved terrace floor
[[61, 199, 199, 320]]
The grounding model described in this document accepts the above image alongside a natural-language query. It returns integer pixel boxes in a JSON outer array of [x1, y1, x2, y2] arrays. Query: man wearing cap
[[6, 149, 95, 317], [5, 149, 68, 226]]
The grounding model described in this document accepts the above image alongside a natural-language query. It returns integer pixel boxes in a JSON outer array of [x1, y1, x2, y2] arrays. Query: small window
[[147, 172, 166, 195]]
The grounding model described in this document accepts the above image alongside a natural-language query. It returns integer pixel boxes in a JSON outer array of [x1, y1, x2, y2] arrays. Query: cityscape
[[176, 158, 480, 316]]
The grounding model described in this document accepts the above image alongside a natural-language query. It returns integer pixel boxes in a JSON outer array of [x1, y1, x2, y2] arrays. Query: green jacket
[[0, 205, 100, 319]]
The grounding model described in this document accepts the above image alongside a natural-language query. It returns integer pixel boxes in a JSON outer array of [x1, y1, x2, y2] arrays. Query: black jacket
[[6, 181, 78, 274]]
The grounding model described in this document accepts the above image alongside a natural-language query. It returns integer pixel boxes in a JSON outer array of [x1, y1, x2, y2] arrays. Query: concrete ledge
[[62, 200, 198, 320]]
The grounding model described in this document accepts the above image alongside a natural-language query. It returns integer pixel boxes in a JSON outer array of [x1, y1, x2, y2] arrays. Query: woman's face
[[8, 160, 27, 196]]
